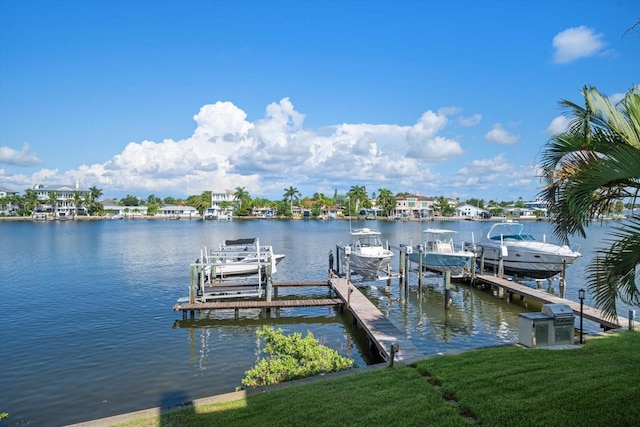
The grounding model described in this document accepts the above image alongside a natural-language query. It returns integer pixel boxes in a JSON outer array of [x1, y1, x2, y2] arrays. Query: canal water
[[0, 218, 634, 425]]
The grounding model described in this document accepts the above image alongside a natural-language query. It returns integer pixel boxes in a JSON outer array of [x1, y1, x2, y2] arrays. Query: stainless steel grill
[[541, 303, 575, 326]]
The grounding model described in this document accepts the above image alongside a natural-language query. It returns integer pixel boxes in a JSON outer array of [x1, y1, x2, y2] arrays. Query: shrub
[[241, 326, 355, 388]]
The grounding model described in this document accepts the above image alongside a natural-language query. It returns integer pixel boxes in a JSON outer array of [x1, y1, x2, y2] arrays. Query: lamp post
[[578, 289, 585, 344]]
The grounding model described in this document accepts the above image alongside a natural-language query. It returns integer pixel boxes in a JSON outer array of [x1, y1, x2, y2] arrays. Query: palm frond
[[586, 215, 640, 320]]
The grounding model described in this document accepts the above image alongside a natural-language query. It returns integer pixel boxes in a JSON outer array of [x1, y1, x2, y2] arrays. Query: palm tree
[[48, 191, 59, 218], [433, 196, 448, 217], [22, 189, 39, 216], [233, 187, 251, 215], [347, 185, 368, 215], [376, 188, 395, 217], [539, 85, 640, 319], [283, 186, 300, 216], [73, 190, 82, 217], [89, 186, 103, 202]]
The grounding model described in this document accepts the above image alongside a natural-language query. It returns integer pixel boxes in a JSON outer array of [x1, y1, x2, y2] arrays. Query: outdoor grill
[[518, 303, 576, 347], [541, 303, 575, 326]]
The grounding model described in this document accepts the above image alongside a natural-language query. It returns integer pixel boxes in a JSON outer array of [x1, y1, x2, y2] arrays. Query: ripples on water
[[0, 218, 632, 425]]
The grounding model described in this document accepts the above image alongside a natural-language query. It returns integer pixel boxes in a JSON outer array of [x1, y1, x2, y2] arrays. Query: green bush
[[241, 326, 355, 388]]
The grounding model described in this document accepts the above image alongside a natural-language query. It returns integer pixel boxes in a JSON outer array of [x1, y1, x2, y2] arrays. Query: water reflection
[[358, 275, 523, 354], [172, 306, 383, 373]]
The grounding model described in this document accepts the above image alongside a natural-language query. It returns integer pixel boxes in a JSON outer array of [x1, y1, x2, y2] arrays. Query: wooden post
[[266, 275, 273, 302], [417, 245, 423, 289], [470, 254, 476, 286], [404, 247, 409, 293], [189, 265, 195, 304], [480, 248, 485, 275], [346, 253, 351, 282], [444, 270, 452, 310]]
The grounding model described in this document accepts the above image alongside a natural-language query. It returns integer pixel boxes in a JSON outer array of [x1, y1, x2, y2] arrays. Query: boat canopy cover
[[423, 228, 456, 234], [224, 238, 257, 246]]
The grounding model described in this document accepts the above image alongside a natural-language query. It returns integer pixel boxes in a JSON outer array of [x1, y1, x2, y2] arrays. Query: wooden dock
[[472, 274, 639, 331], [329, 275, 424, 363], [174, 298, 342, 313]]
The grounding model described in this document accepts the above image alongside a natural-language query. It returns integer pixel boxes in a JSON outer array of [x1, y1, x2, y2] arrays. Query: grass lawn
[[116, 331, 639, 427]]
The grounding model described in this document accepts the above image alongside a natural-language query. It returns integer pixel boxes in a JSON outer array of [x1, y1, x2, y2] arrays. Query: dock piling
[[444, 271, 452, 310]]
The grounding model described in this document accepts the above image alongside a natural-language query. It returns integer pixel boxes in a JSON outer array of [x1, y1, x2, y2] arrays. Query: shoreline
[[0, 215, 546, 222]]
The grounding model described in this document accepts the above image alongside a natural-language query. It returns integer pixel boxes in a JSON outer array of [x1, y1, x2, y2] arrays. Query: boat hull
[[349, 253, 393, 280], [409, 251, 473, 277], [208, 254, 285, 278], [475, 242, 580, 279]]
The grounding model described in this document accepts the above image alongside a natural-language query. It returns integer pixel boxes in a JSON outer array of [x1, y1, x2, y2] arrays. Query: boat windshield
[[486, 223, 537, 241], [356, 235, 383, 247]]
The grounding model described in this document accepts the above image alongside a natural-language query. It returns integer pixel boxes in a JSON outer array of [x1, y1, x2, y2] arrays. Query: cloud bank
[[0, 99, 537, 200]]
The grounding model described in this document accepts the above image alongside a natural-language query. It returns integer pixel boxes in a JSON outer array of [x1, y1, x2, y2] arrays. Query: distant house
[[102, 204, 148, 218], [394, 194, 435, 218], [504, 207, 537, 218], [0, 186, 19, 215], [524, 199, 550, 218], [32, 183, 91, 218], [455, 204, 490, 219], [159, 204, 199, 218], [206, 190, 235, 219]]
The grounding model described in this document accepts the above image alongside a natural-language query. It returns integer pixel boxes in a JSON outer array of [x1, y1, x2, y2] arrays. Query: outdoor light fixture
[[578, 289, 585, 344]]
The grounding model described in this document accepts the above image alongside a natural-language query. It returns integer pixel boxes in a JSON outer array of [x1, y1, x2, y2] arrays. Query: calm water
[[0, 218, 635, 426]]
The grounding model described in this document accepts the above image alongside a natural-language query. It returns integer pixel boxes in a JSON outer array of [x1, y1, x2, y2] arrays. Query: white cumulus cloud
[[0, 143, 42, 167], [485, 124, 519, 144], [546, 115, 571, 136], [552, 26, 606, 64]]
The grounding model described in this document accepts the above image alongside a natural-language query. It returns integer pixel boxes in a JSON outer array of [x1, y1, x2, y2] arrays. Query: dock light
[[389, 342, 399, 368], [578, 289, 585, 344]]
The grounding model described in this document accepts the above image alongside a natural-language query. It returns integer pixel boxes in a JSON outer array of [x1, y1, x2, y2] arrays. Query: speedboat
[[409, 228, 474, 277], [475, 221, 581, 279], [345, 228, 393, 280], [198, 238, 285, 280]]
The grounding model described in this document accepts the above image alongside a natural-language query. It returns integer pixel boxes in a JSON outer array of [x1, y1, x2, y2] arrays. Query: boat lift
[[177, 239, 278, 303]]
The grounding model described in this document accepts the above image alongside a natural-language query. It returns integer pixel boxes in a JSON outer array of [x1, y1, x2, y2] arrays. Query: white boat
[[409, 228, 474, 277], [199, 238, 285, 280], [475, 221, 581, 279], [203, 207, 232, 220], [344, 228, 393, 280]]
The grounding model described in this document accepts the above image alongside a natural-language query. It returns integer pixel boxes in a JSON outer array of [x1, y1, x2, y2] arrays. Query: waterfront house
[[0, 186, 19, 215], [32, 183, 91, 218], [159, 204, 199, 218], [103, 204, 149, 218], [394, 194, 435, 219], [207, 190, 235, 219], [455, 204, 490, 219]]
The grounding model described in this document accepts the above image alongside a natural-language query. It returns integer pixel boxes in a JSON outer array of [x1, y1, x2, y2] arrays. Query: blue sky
[[1, 0, 638, 202]]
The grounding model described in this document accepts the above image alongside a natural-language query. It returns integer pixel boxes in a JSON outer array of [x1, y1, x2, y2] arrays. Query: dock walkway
[[473, 274, 638, 330], [329, 275, 423, 363]]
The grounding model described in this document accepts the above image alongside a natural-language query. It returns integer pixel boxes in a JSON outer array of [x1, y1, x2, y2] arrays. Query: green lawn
[[118, 331, 639, 427]]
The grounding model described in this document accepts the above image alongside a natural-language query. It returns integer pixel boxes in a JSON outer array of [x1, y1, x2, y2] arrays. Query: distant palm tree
[[376, 188, 395, 217], [283, 186, 300, 216], [48, 191, 59, 218], [22, 189, 39, 215], [89, 186, 103, 202], [73, 190, 82, 217], [539, 85, 640, 319], [347, 185, 368, 215], [234, 187, 251, 214]]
